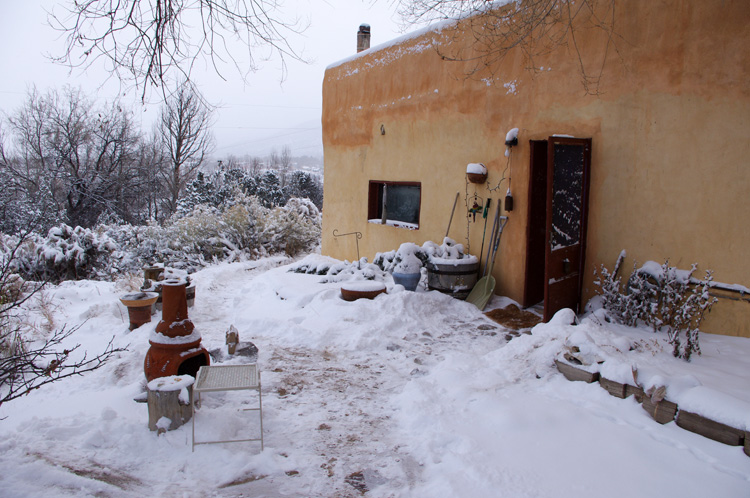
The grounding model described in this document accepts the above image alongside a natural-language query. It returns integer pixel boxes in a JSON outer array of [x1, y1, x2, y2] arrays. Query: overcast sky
[[0, 0, 406, 159]]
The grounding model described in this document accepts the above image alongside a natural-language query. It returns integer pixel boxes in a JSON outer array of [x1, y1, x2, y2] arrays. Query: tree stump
[[147, 375, 195, 432]]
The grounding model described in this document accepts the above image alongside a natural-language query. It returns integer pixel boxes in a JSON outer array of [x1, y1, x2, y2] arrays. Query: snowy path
[[1, 257, 749, 497]]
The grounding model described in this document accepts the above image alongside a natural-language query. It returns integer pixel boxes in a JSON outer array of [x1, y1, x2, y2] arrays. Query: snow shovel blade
[[466, 275, 496, 310]]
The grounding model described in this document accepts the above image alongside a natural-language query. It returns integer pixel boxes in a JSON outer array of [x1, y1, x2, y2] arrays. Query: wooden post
[[147, 375, 195, 433], [226, 325, 239, 355]]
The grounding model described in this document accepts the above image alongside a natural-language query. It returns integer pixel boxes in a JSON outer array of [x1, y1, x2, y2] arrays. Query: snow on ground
[[1, 254, 749, 497]]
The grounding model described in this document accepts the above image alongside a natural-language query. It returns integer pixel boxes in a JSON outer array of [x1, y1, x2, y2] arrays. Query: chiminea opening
[[178, 354, 209, 378]]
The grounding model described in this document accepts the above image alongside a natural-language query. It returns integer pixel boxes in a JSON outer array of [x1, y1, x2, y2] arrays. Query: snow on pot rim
[[340, 280, 387, 301], [120, 291, 159, 307], [340, 280, 387, 292], [428, 254, 479, 266], [466, 163, 487, 175]]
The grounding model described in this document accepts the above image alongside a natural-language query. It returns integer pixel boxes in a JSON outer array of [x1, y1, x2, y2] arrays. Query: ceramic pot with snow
[[392, 271, 421, 291], [120, 292, 159, 330], [392, 251, 423, 291]]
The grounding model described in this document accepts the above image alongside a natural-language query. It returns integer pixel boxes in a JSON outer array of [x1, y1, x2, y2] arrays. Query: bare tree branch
[[158, 81, 214, 216], [46, 0, 308, 101], [395, 0, 622, 95]]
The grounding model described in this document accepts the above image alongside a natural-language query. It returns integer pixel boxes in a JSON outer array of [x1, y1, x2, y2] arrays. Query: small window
[[368, 181, 421, 229]]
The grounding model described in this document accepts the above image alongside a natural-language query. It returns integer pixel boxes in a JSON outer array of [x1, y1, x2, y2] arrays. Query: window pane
[[385, 185, 420, 224], [550, 144, 584, 248]]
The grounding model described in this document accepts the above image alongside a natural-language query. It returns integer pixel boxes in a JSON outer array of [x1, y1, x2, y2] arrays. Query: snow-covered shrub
[[373, 238, 471, 273], [2, 224, 122, 282], [257, 197, 321, 256], [290, 256, 388, 283], [594, 257, 717, 361], [374, 243, 429, 273]]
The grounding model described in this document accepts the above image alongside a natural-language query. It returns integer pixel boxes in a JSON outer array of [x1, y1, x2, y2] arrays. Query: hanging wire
[[464, 175, 472, 252], [486, 150, 511, 193]]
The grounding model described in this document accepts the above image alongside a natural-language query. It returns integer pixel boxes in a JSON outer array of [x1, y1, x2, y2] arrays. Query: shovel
[[476, 198, 492, 274], [466, 207, 500, 309], [466, 210, 508, 310]]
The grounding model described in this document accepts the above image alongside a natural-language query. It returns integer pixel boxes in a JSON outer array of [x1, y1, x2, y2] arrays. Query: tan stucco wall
[[321, 0, 750, 337]]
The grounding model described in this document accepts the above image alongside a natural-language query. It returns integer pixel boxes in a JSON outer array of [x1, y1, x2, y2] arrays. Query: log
[[554, 359, 599, 383], [599, 377, 627, 398], [745, 432, 750, 457], [147, 375, 195, 432], [676, 410, 745, 446], [625, 384, 645, 402], [642, 396, 678, 424]]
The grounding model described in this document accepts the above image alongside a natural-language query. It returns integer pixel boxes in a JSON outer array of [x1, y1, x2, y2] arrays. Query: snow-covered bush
[[290, 256, 388, 283], [373, 238, 471, 273], [0, 224, 122, 282], [594, 257, 717, 361], [257, 197, 321, 256]]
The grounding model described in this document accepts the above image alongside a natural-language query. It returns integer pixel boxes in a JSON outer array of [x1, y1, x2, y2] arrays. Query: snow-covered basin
[[0, 255, 748, 497]]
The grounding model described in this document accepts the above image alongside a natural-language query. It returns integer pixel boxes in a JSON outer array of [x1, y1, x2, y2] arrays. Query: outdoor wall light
[[505, 127, 519, 147]]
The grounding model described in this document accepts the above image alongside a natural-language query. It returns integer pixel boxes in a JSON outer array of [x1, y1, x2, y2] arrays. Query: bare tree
[[133, 131, 168, 222], [157, 82, 214, 216], [248, 155, 263, 177], [279, 145, 292, 188], [6, 87, 142, 228], [47, 0, 307, 100], [396, 0, 620, 95]]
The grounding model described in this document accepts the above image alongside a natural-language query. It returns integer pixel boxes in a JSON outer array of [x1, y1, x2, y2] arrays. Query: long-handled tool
[[477, 198, 492, 275], [467, 207, 500, 308], [445, 192, 460, 239], [467, 210, 508, 310]]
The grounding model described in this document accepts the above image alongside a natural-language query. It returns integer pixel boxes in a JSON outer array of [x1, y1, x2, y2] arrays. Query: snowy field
[[1, 254, 749, 497]]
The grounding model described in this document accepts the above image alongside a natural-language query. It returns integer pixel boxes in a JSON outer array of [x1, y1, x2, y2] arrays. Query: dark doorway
[[523, 141, 549, 307]]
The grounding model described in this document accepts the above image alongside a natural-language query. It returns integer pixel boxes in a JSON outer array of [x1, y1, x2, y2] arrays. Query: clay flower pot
[[340, 281, 387, 301], [120, 292, 159, 330], [466, 163, 488, 184]]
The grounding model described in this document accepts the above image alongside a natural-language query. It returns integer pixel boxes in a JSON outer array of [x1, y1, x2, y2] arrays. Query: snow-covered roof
[[327, 1, 514, 71]]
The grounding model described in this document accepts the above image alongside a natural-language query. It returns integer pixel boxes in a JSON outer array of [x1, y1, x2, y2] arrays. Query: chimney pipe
[[357, 24, 371, 53]]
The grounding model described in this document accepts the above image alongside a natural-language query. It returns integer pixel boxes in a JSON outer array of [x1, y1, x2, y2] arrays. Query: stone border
[[554, 360, 748, 456]]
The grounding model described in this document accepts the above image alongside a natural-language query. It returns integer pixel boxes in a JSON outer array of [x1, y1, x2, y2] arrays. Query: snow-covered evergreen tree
[[256, 171, 286, 208], [285, 170, 323, 209]]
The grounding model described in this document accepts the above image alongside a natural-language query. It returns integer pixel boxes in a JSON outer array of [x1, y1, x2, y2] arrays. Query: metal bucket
[[426, 261, 479, 300]]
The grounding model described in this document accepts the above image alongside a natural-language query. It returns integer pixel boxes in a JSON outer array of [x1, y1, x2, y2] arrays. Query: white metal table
[[191, 364, 263, 451]]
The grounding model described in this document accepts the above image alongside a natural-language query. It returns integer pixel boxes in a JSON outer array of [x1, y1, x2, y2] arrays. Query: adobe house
[[320, 0, 750, 337]]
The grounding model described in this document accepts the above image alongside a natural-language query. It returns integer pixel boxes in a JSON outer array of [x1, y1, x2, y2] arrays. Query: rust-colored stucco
[[321, 0, 750, 337]]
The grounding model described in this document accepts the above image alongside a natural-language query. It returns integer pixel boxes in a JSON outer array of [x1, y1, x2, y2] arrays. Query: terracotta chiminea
[[144, 279, 209, 382]]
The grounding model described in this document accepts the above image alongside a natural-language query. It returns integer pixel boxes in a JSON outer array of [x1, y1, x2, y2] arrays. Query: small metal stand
[[332, 229, 363, 269], [192, 364, 263, 451]]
